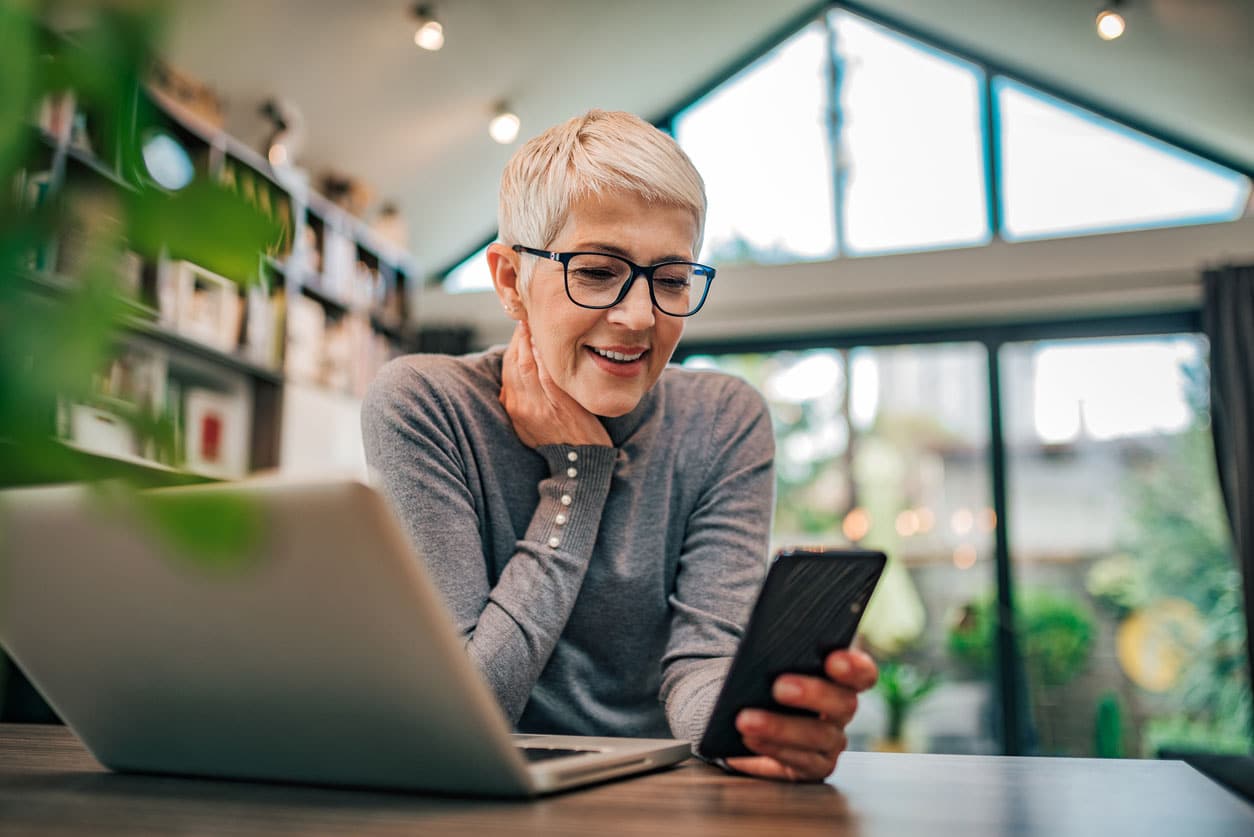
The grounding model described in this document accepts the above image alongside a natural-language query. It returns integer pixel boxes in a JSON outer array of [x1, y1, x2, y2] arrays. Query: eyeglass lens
[[566, 254, 710, 315]]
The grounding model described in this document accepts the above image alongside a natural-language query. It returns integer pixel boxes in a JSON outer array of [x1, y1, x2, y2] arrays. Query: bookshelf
[[16, 81, 421, 486]]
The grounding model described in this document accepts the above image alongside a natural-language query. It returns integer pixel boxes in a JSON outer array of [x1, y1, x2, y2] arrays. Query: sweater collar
[[599, 381, 656, 446]]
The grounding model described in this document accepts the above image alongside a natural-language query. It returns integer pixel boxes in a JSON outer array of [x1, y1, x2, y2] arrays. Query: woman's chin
[[577, 391, 641, 419]]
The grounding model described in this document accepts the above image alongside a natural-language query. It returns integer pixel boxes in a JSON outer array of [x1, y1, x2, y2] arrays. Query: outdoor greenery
[[875, 660, 940, 743], [1112, 361, 1252, 755], [948, 588, 1095, 688], [1094, 691, 1124, 758]]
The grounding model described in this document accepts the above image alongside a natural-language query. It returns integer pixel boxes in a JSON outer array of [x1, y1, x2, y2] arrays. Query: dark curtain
[[1201, 264, 1254, 723]]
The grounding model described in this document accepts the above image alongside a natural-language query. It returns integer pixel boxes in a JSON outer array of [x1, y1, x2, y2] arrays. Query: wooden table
[[1, 724, 1250, 835]]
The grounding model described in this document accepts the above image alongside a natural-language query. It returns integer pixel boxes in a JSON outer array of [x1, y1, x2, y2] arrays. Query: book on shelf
[[283, 298, 400, 397], [57, 345, 169, 465], [242, 283, 285, 370], [321, 226, 356, 300], [285, 293, 325, 386]]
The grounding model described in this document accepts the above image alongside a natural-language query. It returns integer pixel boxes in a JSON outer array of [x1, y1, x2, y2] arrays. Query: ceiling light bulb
[[489, 110, 521, 144], [415, 19, 444, 50], [1096, 9, 1126, 40]]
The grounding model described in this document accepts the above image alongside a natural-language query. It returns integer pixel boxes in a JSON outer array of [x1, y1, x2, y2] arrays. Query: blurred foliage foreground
[[1, 0, 283, 622], [1, 0, 281, 485]]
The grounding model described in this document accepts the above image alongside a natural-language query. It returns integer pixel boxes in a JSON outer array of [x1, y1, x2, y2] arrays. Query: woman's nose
[[608, 274, 656, 329]]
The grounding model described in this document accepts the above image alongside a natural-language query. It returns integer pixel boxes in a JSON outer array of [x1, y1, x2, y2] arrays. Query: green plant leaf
[[126, 179, 284, 286], [0, 0, 36, 183], [90, 483, 268, 572]]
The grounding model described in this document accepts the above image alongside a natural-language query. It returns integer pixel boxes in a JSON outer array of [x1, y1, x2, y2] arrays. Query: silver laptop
[[0, 479, 691, 796]]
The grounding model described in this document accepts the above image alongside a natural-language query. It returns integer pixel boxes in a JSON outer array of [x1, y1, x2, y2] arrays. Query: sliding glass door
[[1000, 334, 1251, 757], [683, 343, 999, 754], [679, 323, 1251, 758]]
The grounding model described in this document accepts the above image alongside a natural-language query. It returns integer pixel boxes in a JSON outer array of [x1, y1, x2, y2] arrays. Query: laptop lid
[[0, 480, 687, 796]]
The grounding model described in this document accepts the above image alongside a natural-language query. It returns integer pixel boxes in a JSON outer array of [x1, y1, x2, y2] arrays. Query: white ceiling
[[163, 0, 1254, 277]]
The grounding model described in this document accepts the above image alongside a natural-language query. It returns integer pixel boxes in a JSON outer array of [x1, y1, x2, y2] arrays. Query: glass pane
[[443, 244, 493, 293], [1001, 335, 1252, 757], [996, 78, 1252, 240], [832, 11, 990, 255], [683, 343, 997, 754], [675, 22, 836, 266]]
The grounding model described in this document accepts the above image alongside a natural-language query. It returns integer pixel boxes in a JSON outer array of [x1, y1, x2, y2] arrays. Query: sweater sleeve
[[361, 357, 616, 724], [659, 377, 775, 746]]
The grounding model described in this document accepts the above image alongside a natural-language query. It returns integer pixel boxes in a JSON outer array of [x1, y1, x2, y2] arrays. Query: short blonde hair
[[497, 109, 706, 289]]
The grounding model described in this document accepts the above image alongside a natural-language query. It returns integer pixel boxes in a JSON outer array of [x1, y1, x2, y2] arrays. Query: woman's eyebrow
[[577, 242, 693, 262]]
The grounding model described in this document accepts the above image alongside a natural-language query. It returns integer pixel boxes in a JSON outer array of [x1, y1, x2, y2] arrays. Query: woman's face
[[502, 189, 697, 417]]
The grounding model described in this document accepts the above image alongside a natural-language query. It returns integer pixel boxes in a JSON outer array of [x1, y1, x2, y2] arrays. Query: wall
[[279, 383, 369, 479]]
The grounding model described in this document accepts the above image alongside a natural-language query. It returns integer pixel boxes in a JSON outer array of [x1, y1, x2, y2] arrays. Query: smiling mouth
[[589, 346, 648, 363]]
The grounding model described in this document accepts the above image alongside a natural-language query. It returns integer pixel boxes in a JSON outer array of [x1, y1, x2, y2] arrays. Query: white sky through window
[[676, 22, 835, 264], [998, 80, 1251, 239], [1032, 339, 1200, 444], [834, 11, 990, 254], [444, 243, 493, 294]]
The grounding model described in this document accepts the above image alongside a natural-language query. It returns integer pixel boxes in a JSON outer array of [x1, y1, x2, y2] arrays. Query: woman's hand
[[500, 320, 611, 448], [724, 648, 878, 782]]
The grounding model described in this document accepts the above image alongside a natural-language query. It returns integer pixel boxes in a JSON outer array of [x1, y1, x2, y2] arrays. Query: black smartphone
[[697, 547, 886, 760]]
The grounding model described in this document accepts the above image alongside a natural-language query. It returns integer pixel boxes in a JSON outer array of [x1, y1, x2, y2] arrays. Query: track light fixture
[[1096, 1, 1126, 41], [260, 98, 304, 168], [489, 102, 521, 145], [413, 4, 444, 51]]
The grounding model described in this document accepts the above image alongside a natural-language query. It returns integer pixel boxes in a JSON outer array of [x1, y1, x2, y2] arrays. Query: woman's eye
[[574, 269, 618, 282], [655, 275, 691, 291]]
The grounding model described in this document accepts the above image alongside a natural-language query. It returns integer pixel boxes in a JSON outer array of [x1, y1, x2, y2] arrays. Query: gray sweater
[[361, 347, 774, 744]]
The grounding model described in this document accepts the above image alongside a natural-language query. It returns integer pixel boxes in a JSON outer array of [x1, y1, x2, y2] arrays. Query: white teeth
[[591, 347, 645, 362]]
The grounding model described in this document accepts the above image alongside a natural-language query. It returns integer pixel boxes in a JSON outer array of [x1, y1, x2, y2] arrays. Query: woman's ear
[[487, 243, 525, 321]]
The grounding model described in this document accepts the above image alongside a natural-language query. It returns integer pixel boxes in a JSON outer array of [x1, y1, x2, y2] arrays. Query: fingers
[[771, 675, 859, 726], [826, 648, 878, 691], [515, 322, 565, 415], [740, 738, 839, 781], [737, 708, 847, 755], [722, 652, 875, 784], [722, 755, 805, 782], [502, 322, 540, 399], [525, 325, 558, 396], [499, 323, 541, 447], [733, 679, 855, 782], [497, 321, 611, 448], [514, 321, 537, 379]]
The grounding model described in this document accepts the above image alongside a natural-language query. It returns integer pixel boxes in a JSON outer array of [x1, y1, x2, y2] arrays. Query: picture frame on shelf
[[184, 387, 248, 479], [158, 258, 244, 352]]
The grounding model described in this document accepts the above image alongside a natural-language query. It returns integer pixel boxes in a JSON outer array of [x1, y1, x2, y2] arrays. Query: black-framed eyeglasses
[[512, 245, 715, 317]]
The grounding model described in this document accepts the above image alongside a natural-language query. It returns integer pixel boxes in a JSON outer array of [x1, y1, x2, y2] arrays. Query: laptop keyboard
[[519, 746, 598, 763]]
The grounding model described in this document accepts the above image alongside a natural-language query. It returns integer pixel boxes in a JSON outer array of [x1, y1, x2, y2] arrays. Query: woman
[[362, 110, 876, 782]]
